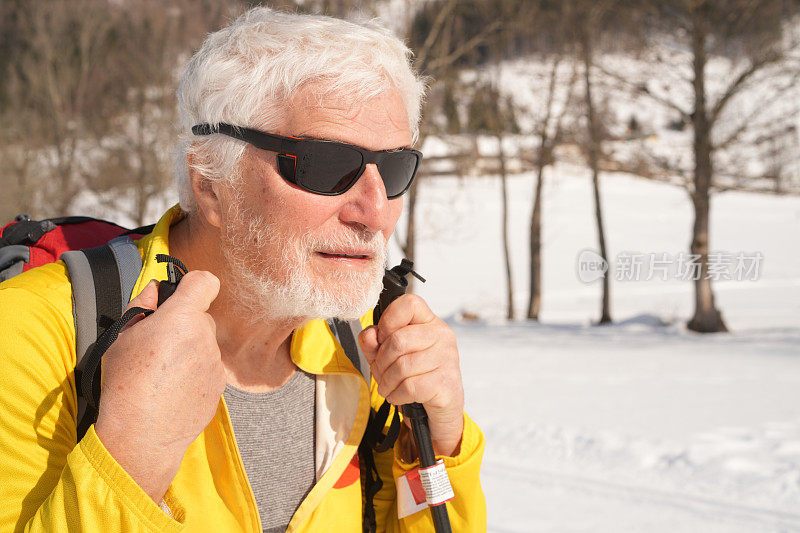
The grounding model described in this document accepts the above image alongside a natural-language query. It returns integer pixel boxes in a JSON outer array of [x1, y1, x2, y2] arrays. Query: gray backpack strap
[[62, 236, 143, 441], [0, 245, 30, 282], [106, 236, 144, 307], [328, 318, 371, 385]]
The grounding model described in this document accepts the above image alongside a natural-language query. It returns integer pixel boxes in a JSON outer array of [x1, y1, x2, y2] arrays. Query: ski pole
[[374, 260, 452, 533]]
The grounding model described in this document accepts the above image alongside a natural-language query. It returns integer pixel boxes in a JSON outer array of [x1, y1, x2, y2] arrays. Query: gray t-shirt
[[223, 369, 316, 533]]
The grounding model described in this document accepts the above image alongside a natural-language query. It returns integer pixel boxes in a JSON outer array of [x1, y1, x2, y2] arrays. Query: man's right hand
[[94, 270, 225, 503]]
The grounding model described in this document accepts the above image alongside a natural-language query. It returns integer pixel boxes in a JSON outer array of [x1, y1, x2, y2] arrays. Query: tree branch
[[426, 20, 502, 75], [713, 69, 800, 150], [552, 60, 580, 145], [536, 56, 562, 142], [594, 62, 692, 120], [415, 0, 458, 70], [709, 47, 786, 125]]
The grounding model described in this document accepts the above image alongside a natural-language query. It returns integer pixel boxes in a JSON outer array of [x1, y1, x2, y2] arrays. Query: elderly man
[[0, 7, 484, 533]]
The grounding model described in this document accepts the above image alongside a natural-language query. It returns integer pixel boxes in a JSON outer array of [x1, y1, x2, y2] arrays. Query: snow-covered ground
[[390, 165, 800, 532]]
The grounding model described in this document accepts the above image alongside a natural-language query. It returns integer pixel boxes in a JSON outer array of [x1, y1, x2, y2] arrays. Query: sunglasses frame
[[191, 123, 421, 199]]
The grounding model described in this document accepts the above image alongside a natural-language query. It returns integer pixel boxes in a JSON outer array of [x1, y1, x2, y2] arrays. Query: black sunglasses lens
[[378, 152, 419, 197], [296, 144, 363, 195]]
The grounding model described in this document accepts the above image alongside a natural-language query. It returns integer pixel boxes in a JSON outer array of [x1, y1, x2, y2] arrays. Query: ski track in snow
[[485, 461, 800, 532], [454, 316, 800, 531]]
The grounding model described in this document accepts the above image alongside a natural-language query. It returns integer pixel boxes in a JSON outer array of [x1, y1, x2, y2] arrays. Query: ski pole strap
[[364, 400, 402, 453], [358, 438, 382, 533], [74, 304, 153, 445], [79, 254, 185, 410], [78, 305, 155, 410], [155, 254, 187, 304], [327, 318, 406, 532]]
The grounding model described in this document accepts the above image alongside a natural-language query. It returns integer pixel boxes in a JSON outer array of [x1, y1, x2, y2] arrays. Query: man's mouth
[[316, 251, 373, 260]]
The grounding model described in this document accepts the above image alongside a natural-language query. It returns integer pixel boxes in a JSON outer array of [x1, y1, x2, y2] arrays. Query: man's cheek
[[385, 198, 403, 236]]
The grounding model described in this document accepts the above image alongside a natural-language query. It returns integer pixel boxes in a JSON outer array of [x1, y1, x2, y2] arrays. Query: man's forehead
[[281, 82, 413, 152]]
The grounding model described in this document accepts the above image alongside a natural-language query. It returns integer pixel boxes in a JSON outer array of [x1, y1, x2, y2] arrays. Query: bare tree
[[400, 0, 500, 291], [577, 3, 615, 324], [6, 0, 124, 217], [686, 1, 725, 332], [98, 0, 232, 225], [527, 57, 579, 320], [0, 0, 241, 223], [499, 134, 515, 320], [486, 83, 516, 320], [597, 0, 800, 332]]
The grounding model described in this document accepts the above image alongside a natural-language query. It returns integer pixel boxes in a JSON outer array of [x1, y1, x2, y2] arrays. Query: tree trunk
[[527, 58, 562, 321], [580, 26, 612, 324], [687, 4, 728, 333], [497, 134, 515, 320], [528, 158, 545, 320]]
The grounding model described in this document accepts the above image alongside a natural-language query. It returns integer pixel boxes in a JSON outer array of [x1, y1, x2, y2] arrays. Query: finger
[[161, 270, 220, 312], [125, 279, 159, 312], [358, 326, 380, 365], [376, 294, 437, 344], [376, 350, 439, 400], [384, 372, 441, 407], [371, 324, 438, 380], [120, 280, 159, 331]]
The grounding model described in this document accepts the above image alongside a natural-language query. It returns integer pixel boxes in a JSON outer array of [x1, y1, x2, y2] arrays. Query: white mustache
[[303, 229, 386, 257]]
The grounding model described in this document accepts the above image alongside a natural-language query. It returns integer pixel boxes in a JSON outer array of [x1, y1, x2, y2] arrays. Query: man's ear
[[188, 153, 223, 229]]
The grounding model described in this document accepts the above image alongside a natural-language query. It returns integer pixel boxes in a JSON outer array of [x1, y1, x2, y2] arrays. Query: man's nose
[[338, 163, 392, 231]]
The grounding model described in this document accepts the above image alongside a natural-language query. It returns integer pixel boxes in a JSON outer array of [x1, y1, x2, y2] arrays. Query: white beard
[[219, 200, 387, 324]]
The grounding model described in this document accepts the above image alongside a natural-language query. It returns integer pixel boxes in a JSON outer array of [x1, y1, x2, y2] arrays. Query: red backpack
[[0, 215, 140, 279]]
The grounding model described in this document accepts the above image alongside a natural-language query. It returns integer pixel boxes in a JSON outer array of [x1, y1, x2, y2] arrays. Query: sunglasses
[[192, 123, 422, 199]]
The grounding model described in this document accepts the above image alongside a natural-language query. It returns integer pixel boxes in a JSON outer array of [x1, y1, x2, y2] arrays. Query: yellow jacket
[[0, 206, 486, 532]]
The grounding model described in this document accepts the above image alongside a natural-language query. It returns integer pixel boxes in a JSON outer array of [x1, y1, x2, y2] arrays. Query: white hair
[[175, 7, 427, 214]]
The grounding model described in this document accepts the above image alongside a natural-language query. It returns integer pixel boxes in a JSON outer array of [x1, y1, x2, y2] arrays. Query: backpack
[[0, 214, 156, 437], [0, 213, 397, 532]]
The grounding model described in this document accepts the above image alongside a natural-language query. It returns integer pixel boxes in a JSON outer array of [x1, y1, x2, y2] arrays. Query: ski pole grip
[[374, 270, 407, 324], [373, 258, 425, 324]]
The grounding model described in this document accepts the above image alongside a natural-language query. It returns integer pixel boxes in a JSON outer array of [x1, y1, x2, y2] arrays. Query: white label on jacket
[[418, 459, 454, 506], [396, 467, 429, 519]]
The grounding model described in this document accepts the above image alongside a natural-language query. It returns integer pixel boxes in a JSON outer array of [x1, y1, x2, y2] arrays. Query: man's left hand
[[358, 294, 464, 457]]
